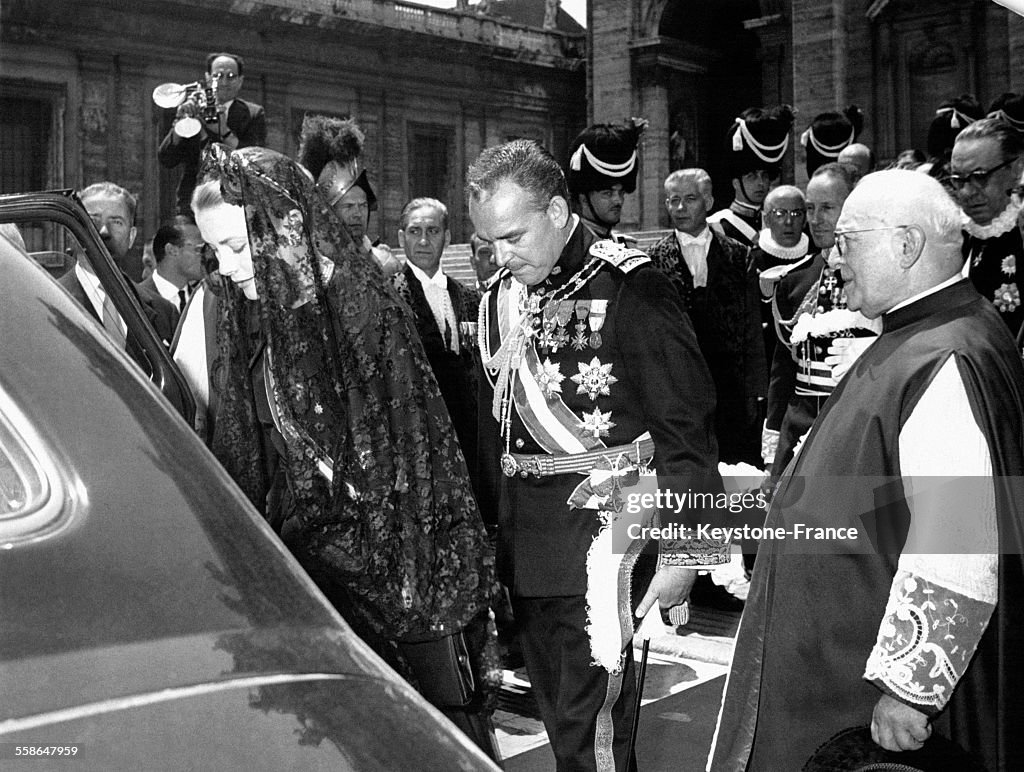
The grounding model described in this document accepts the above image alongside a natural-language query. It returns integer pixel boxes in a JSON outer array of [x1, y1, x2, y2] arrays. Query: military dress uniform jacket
[[478, 223, 723, 599], [962, 226, 1024, 336]]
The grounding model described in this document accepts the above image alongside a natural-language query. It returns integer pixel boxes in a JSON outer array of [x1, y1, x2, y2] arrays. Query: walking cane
[[626, 635, 650, 769]]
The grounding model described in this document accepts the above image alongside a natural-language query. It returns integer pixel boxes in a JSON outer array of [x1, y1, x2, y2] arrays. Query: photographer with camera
[[158, 52, 266, 213]]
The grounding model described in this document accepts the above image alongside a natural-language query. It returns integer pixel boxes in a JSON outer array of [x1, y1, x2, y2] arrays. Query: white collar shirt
[[407, 261, 459, 353], [151, 268, 184, 307], [75, 262, 127, 342], [675, 226, 713, 288]]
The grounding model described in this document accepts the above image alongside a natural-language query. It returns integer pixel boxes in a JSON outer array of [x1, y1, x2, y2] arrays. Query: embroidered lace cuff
[[864, 569, 994, 715], [658, 537, 730, 568]]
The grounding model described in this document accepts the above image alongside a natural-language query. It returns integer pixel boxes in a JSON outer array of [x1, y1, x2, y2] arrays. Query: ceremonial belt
[[795, 354, 837, 395], [504, 436, 656, 478]]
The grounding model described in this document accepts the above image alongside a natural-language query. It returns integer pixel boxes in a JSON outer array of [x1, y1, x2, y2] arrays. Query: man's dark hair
[[206, 51, 244, 76], [400, 197, 449, 230], [955, 116, 1024, 161], [152, 214, 196, 263], [466, 139, 568, 211], [811, 162, 856, 194]]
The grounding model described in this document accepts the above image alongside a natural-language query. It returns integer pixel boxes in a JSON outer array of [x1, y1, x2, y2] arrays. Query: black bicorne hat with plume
[[566, 117, 648, 196], [802, 105, 864, 176], [927, 94, 984, 161], [725, 105, 794, 179], [987, 92, 1024, 133]]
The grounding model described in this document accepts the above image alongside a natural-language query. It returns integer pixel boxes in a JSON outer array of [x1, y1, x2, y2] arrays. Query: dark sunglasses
[[947, 157, 1016, 190]]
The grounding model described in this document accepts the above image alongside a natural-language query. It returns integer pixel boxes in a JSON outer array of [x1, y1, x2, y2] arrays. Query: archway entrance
[[659, 0, 763, 211]]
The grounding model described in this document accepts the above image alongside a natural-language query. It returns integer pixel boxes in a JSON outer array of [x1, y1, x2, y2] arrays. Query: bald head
[[834, 170, 964, 318], [837, 143, 873, 180], [763, 185, 806, 247]]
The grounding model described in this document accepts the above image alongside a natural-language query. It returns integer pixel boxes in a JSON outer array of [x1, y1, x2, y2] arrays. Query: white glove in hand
[[761, 422, 779, 466], [825, 335, 877, 380]]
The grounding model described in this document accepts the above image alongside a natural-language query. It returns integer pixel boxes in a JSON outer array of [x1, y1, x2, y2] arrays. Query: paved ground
[[493, 604, 741, 771]]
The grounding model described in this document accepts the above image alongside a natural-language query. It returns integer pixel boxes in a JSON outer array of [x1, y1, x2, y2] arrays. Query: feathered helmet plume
[[297, 114, 377, 211]]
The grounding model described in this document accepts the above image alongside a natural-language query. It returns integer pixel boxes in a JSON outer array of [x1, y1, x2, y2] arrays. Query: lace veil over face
[[199, 144, 495, 642]]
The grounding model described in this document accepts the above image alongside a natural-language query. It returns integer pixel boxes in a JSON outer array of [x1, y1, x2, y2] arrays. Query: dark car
[[0, 224, 499, 769]]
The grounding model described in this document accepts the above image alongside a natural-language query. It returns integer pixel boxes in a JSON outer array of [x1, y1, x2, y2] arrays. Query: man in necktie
[[59, 182, 179, 353], [392, 197, 484, 501], [140, 215, 207, 325]]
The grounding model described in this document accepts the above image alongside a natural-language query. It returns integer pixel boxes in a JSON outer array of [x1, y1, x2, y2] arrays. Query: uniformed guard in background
[[708, 104, 795, 248], [565, 118, 647, 245]]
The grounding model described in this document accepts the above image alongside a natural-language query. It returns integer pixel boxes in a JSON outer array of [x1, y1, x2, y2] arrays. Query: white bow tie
[[676, 230, 710, 247]]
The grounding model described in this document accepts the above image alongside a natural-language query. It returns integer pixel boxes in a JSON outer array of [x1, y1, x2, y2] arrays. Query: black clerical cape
[[711, 279, 1024, 772]]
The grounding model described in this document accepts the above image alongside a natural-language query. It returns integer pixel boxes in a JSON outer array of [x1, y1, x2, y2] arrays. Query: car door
[[0, 190, 195, 424]]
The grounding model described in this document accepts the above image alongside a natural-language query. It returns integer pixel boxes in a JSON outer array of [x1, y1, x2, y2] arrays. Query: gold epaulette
[[589, 239, 650, 274]]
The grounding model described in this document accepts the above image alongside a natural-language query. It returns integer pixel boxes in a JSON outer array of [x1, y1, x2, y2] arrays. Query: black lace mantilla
[[202, 145, 496, 645]]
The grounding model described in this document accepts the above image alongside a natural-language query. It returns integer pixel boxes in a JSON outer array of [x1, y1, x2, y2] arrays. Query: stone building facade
[[1, 0, 585, 276], [589, 0, 1024, 230]]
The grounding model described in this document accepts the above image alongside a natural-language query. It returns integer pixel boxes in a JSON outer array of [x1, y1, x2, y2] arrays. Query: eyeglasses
[[768, 208, 806, 220], [211, 71, 239, 81], [947, 157, 1016, 190], [833, 226, 910, 257]]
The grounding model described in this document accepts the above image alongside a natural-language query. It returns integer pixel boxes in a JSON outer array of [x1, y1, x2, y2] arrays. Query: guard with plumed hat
[[708, 104, 795, 246], [566, 118, 647, 244], [297, 114, 402, 275]]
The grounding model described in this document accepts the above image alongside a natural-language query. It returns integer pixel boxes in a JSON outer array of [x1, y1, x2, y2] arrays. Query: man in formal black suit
[[158, 52, 267, 213], [60, 182, 178, 369], [392, 197, 484, 500], [139, 215, 207, 328], [648, 168, 766, 467]]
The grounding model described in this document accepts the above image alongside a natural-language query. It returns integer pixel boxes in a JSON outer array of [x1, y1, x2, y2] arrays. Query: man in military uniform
[[761, 163, 878, 475], [468, 140, 727, 772], [708, 105, 794, 247], [565, 118, 647, 244], [950, 117, 1024, 336]]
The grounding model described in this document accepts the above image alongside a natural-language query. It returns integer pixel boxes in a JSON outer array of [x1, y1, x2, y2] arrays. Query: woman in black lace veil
[[192, 145, 501, 761]]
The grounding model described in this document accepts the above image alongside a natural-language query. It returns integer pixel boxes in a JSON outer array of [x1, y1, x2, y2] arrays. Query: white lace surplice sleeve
[[863, 356, 998, 715]]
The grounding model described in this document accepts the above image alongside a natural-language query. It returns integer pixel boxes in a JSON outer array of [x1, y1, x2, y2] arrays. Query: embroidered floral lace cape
[[202, 146, 496, 647]]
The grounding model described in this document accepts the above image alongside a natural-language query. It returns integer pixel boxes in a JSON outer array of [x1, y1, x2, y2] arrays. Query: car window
[[0, 385, 68, 544]]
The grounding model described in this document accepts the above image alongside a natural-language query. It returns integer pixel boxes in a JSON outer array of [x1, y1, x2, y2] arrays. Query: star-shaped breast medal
[[571, 356, 618, 401], [579, 407, 615, 438], [534, 358, 565, 399]]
